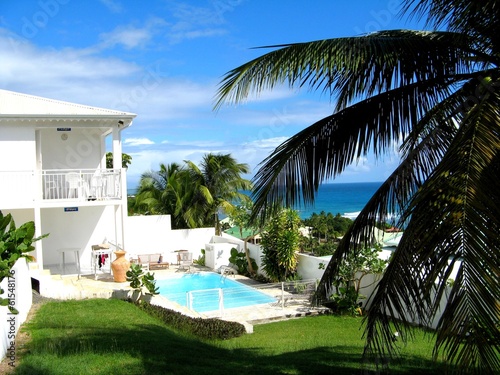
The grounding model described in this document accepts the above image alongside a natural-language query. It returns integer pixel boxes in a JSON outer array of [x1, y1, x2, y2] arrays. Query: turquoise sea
[[129, 181, 382, 220]]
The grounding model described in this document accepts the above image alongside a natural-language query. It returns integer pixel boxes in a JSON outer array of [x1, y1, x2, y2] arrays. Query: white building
[[0, 89, 135, 274], [0, 89, 219, 362]]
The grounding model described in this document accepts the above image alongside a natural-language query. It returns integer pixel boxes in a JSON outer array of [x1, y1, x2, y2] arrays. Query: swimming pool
[[156, 272, 275, 313]]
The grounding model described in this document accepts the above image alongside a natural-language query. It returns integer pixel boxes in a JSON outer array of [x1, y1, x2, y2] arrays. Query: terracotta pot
[[111, 250, 130, 282]]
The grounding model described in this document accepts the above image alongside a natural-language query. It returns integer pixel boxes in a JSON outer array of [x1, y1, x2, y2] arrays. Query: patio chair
[[90, 173, 103, 200], [66, 172, 82, 199], [219, 265, 237, 277], [178, 252, 193, 272]]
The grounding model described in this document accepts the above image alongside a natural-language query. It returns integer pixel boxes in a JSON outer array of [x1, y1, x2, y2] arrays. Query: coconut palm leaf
[[215, 1, 500, 372], [215, 30, 475, 112]]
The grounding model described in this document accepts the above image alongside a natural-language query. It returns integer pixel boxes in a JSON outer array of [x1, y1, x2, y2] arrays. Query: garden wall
[[125, 215, 214, 264], [0, 258, 32, 364]]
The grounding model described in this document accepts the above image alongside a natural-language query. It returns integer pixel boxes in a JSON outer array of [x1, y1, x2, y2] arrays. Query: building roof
[[0, 89, 136, 123], [224, 226, 260, 240]]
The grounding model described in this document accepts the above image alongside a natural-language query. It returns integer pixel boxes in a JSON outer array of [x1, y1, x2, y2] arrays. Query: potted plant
[[126, 263, 159, 302]]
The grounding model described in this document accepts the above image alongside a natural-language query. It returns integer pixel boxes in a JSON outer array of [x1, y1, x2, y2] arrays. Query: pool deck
[[31, 263, 329, 331]]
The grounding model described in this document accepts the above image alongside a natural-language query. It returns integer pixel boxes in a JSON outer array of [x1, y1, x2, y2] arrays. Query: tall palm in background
[[215, 1, 499, 373], [185, 153, 253, 235], [135, 162, 193, 228], [135, 154, 252, 233]]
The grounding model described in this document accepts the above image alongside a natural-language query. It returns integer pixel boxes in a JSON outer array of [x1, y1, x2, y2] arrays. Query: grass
[[12, 299, 446, 375]]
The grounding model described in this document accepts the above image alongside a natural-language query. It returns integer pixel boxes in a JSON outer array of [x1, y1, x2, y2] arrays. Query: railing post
[[281, 282, 285, 309], [218, 288, 224, 317], [187, 291, 193, 311]]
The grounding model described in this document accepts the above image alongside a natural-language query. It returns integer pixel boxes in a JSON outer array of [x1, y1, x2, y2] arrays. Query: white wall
[[0, 258, 32, 364], [0, 126, 35, 171], [40, 206, 114, 269], [124, 215, 214, 264], [41, 128, 104, 170]]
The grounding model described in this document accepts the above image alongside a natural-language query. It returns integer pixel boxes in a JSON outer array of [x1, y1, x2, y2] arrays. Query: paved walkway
[[31, 264, 328, 331]]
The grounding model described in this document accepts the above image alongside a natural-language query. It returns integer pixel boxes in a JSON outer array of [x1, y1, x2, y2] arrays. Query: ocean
[[293, 182, 382, 219], [128, 181, 382, 220]]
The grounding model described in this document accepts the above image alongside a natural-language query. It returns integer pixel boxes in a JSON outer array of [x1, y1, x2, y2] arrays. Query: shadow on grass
[[14, 301, 445, 375]]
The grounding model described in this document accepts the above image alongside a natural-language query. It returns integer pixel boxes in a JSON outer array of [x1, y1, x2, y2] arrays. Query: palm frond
[[313, 118, 453, 304], [215, 30, 474, 111], [362, 81, 500, 373], [250, 77, 459, 223]]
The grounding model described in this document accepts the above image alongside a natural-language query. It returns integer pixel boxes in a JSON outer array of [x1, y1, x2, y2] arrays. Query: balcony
[[0, 169, 124, 209]]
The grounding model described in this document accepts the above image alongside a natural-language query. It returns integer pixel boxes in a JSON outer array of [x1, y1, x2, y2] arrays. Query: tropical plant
[[184, 153, 253, 235], [327, 244, 387, 316], [228, 247, 258, 276], [260, 208, 301, 282], [0, 211, 48, 313], [106, 152, 132, 169], [214, 1, 500, 373], [126, 263, 159, 299], [135, 155, 252, 233], [194, 249, 206, 266], [303, 212, 353, 242], [134, 162, 194, 228], [226, 200, 258, 274]]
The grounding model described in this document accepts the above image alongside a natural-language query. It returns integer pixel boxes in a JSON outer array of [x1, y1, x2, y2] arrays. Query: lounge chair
[[219, 265, 237, 277], [178, 252, 193, 272], [137, 253, 170, 271]]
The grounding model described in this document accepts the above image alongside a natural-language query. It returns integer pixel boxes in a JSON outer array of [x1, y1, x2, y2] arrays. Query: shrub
[[126, 263, 159, 299], [228, 247, 257, 276], [134, 301, 246, 340]]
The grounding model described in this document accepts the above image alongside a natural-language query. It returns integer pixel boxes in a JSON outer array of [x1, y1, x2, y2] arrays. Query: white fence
[[179, 279, 318, 317], [42, 169, 122, 201], [0, 169, 123, 208]]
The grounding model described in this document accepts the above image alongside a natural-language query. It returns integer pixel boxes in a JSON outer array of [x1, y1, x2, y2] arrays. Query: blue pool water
[[156, 273, 275, 313]]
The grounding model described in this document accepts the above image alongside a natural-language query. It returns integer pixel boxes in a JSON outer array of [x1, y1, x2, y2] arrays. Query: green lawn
[[12, 299, 445, 375]]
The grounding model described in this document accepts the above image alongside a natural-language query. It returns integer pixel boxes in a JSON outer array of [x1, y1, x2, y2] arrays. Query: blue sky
[[1, 0, 427, 188]]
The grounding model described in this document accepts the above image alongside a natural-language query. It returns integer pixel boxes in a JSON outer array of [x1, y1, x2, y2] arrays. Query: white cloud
[[124, 138, 155, 146], [100, 27, 152, 50], [99, 0, 124, 13], [98, 18, 167, 50], [244, 136, 288, 149]]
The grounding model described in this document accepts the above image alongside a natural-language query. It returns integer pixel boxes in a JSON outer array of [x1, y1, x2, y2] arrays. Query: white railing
[[176, 279, 318, 317], [42, 169, 122, 201], [0, 169, 122, 206]]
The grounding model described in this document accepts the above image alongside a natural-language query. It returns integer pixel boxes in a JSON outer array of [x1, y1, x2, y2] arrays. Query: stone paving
[[31, 263, 328, 332]]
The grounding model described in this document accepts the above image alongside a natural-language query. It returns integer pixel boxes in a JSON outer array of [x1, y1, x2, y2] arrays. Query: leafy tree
[[185, 153, 252, 235], [260, 209, 301, 282], [126, 263, 159, 300], [303, 212, 353, 242], [214, 1, 500, 372], [228, 247, 258, 276], [106, 152, 132, 169], [327, 244, 387, 316], [227, 200, 258, 275], [134, 155, 252, 233], [134, 163, 194, 229], [0, 211, 48, 313]]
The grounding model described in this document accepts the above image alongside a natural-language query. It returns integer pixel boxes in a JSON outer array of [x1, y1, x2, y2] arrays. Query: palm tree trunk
[[243, 238, 255, 275]]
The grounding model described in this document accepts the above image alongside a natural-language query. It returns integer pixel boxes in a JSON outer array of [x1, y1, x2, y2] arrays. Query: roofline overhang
[[0, 114, 136, 129]]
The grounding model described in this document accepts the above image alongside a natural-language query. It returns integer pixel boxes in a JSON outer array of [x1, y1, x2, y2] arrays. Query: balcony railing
[[42, 169, 122, 201], [0, 169, 123, 207]]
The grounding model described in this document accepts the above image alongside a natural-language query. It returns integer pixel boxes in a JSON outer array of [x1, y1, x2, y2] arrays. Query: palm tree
[[135, 163, 193, 228], [106, 152, 132, 169], [185, 153, 253, 235], [214, 1, 499, 373]]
